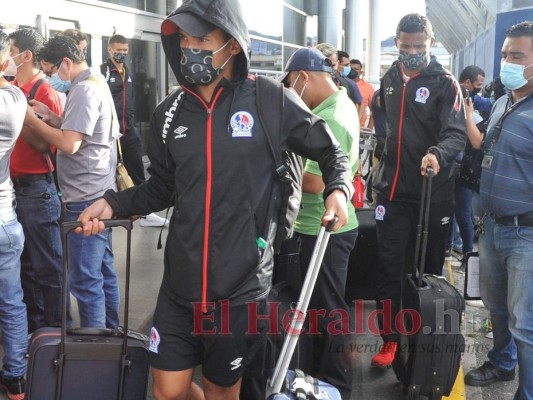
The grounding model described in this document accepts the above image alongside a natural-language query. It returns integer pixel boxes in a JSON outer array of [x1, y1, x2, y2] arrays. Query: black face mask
[[398, 51, 428, 71], [112, 52, 127, 64], [470, 87, 481, 97], [180, 40, 232, 86]]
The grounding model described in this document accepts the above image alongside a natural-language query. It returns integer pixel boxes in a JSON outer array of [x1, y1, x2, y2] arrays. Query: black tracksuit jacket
[[104, 0, 353, 308], [374, 58, 467, 203], [100, 59, 136, 137]]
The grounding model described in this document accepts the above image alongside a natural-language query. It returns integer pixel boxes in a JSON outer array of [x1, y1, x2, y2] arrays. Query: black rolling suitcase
[[265, 220, 341, 400], [345, 208, 379, 301], [26, 219, 149, 400], [392, 170, 465, 400]]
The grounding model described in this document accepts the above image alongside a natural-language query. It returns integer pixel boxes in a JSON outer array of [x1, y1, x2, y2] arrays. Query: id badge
[[481, 154, 493, 169]]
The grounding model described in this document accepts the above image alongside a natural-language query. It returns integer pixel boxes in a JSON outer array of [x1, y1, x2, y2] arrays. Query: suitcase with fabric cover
[[392, 170, 465, 400], [345, 208, 378, 301], [26, 219, 149, 400]]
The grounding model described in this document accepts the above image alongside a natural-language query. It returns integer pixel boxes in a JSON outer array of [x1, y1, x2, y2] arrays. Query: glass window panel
[[283, 6, 306, 46], [250, 39, 283, 73]]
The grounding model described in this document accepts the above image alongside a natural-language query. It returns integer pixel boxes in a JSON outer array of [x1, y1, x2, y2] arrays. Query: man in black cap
[[77, 0, 354, 398], [281, 47, 360, 399]]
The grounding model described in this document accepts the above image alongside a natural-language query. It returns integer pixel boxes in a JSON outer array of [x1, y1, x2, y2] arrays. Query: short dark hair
[[350, 59, 363, 68], [459, 65, 485, 84], [39, 35, 85, 65], [8, 28, 45, 67], [337, 50, 350, 61], [506, 21, 533, 45], [61, 28, 88, 45], [108, 34, 128, 46], [396, 13, 433, 39]]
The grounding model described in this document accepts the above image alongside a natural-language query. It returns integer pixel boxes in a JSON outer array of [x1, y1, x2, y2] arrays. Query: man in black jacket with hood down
[[77, 1, 353, 398], [370, 13, 466, 369]]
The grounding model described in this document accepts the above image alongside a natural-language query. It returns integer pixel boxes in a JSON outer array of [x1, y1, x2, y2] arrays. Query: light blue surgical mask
[[500, 61, 533, 90], [342, 66, 351, 77], [48, 62, 71, 93]]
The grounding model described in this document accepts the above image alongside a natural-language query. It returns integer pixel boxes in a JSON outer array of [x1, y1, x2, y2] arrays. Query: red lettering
[[396, 308, 421, 336], [192, 302, 217, 334], [327, 309, 350, 335], [247, 301, 279, 335], [219, 299, 231, 334], [353, 299, 365, 334], [367, 300, 394, 336], [283, 309, 306, 336], [307, 308, 326, 335]]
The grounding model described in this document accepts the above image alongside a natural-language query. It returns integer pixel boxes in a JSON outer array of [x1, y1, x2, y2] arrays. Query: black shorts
[[149, 290, 267, 387]]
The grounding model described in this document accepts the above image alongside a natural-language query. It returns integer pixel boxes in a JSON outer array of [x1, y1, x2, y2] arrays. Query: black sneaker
[[0, 372, 25, 400], [464, 361, 515, 387], [444, 248, 452, 259]]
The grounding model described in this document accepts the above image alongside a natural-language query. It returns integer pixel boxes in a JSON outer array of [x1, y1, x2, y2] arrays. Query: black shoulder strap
[[255, 75, 285, 178], [28, 78, 46, 101]]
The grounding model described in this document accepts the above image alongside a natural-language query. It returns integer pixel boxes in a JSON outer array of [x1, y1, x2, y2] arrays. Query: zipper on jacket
[[182, 86, 224, 313], [122, 72, 127, 136], [389, 73, 420, 201]]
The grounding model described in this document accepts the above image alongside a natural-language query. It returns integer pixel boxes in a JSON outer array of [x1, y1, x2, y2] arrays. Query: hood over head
[[161, 0, 251, 86]]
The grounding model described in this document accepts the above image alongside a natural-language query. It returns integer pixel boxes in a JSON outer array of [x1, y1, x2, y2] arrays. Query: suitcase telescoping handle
[[57, 219, 133, 400], [266, 217, 337, 397], [60, 219, 133, 338], [413, 168, 434, 287]]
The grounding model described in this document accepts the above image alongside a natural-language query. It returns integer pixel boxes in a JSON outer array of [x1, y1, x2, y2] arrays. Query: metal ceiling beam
[[427, 0, 470, 49]]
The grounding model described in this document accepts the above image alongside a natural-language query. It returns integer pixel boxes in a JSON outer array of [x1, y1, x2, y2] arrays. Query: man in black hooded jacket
[[77, 1, 353, 398], [370, 13, 466, 369]]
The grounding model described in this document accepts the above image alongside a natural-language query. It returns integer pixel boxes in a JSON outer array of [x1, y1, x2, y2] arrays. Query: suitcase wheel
[[429, 387, 443, 400], [406, 385, 420, 400]]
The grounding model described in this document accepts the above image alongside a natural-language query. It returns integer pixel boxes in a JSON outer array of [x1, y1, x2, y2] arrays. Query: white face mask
[[291, 73, 308, 99], [0, 52, 26, 77]]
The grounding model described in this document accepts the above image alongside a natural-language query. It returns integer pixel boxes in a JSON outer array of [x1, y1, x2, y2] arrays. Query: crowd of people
[[0, 0, 531, 399]]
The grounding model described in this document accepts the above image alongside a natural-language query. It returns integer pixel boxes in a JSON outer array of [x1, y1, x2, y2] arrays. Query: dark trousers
[[15, 179, 66, 332], [375, 195, 453, 343], [120, 132, 145, 186], [296, 229, 358, 400]]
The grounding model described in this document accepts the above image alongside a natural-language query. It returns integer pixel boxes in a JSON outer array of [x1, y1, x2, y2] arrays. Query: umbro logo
[[230, 357, 242, 371], [441, 216, 450, 225], [386, 87, 394, 95], [109, 77, 116, 83], [174, 126, 188, 139]]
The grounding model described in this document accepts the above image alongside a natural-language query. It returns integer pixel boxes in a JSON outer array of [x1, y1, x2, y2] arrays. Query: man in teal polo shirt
[[281, 47, 360, 400]]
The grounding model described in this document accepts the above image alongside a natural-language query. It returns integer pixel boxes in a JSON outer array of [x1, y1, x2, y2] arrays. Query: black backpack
[[161, 76, 303, 254], [255, 75, 303, 253]]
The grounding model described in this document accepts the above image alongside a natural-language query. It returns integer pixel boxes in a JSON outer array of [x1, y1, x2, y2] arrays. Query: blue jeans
[[0, 206, 28, 377], [479, 216, 533, 400], [454, 182, 474, 254], [14, 179, 66, 331], [447, 216, 463, 251], [63, 200, 119, 328]]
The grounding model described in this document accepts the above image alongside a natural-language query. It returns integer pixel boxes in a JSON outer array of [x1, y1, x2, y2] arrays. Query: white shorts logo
[[149, 327, 160, 354], [230, 357, 243, 370], [376, 205, 386, 221]]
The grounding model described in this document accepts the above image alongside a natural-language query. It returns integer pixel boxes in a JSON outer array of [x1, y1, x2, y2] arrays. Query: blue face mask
[[342, 66, 351, 77], [500, 61, 533, 90], [48, 62, 71, 93]]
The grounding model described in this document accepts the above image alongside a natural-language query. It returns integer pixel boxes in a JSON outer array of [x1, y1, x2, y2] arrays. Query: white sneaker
[[465, 299, 485, 308], [139, 213, 169, 227]]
